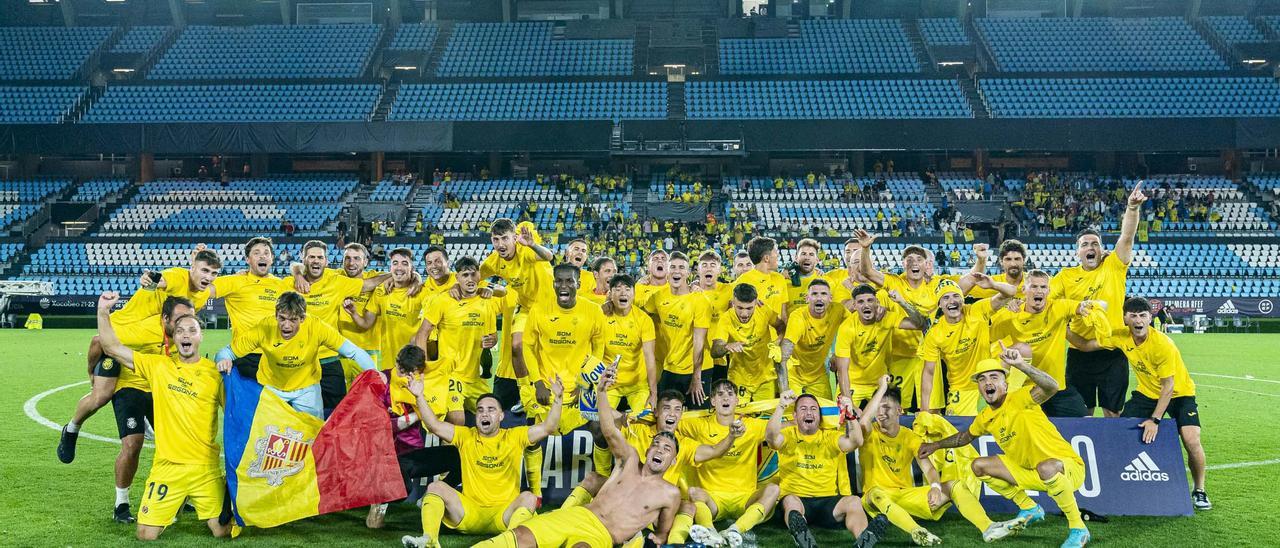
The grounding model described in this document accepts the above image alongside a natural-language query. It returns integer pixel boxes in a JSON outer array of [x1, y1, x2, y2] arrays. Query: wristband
[[1150, 416, 1160, 423], [930, 482, 941, 491]]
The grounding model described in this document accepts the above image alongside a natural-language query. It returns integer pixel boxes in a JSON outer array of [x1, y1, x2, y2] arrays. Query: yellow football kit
[[714, 306, 780, 402], [212, 272, 286, 338], [682, 416, 769, 518], [602, 307, 657, 412], [443, 426, 533, 534], [968, 386, 1085, 491], [783, 307, 845, 399], [775, 428, 845, 497], [735, 269, 789, 317], [1050, 252, 1129, 328], [300, 268, 366, 360], [421, 293, 504, 409], [917, 299, 998, 415], [833, 306, 906, 403], [1104, 327, 1196, 399], [861, 426, 947, 522], [643, 288, 712, 375], [230, 317, 347, 391]]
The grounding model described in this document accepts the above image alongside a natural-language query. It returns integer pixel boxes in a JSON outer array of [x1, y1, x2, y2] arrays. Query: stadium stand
[[719, 19, 919, 75], [936, 172, 987, 201], [68, 178, 131, 203], [1, 178, 74, 203], [1203, 16, 1266, 45], [976, 17, 1227, 72], [919, 18, 971, 46], [980, 77, 1280, 118], [1248, 173, 1280, 198], [0, 242, 22, 264], [110, 26, 170, 54], [0, 26, 113, 80], [81, 84, 381, 123], [1262, 15, 1280, 37], [685, 79, 971, 119], [0, 86, 86, 124], [369, 178, 413, 202], [148, 25, 381, 79], [436, 22, 632, 77], [390, 82, 666, 121], [387, 22, 440, 51]]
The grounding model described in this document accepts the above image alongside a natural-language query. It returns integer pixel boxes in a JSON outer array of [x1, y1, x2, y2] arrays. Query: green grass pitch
[[3, 329, 1276, 547]]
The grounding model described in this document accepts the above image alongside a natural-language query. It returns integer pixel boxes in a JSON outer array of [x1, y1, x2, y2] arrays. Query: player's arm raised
[[999, 341, 1058, 403], [970, 272, 1017, 310], [1115, 181, 1147, 265], [516, 224, 555, 262], [918, 428, 975, 460], [408, 374, 455, 443], [853, 229, 886, 287], [94, 292, 136, 369], [360, 272, 394, 293], [888, 290, 929, 331], [595, 367, 637, 461], [957, 243, 990, 293], [527, 376, 565, 444], [837, 409, 864, 452], [857, 375, 892, 432], [342, 297, 377, 331], [765, 391, 796, 449], [775, 337, 796, 394]]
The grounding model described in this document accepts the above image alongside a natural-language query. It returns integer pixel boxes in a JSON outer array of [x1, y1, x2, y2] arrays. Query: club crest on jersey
[[248, 426, 313, 486]]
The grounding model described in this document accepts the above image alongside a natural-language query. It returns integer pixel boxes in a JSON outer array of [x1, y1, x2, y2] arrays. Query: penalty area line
[[23, 380, 153, 447], [1207, 458, 1280, 471], [1196, 383, 1280, 398], [1190, 372, 1280, 385]]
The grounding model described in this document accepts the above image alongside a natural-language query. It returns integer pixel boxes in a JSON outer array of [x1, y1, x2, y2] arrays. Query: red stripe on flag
[[314, 370, 407, 514]]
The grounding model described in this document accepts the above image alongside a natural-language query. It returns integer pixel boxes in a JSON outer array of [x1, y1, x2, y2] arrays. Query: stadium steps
[[63, 86, 105, 124], [77, 27, 125, 82], [667, 81, 686, 119], [958, 77, 990, 119], [1258, 16, 1280, 41], [372, 81, 400, 122], [80, 183, 140, 235], [902, 18, 936, 73], [963, 17, 997, 72], [611, 121, 623, 150], [423, 22, 455, 77], [634, 22, 652, 76], [366, 24, 398, 80], [137, 26, 181, 80], [1190, 16, 1243, 70], [700, 22, 718, 76]]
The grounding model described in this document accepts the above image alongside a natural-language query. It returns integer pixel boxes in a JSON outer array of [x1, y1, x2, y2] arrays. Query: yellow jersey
[[861, 425, 925, 491], [134, 353, 223, 466], [783, 306, 846, 388], [968, 386, 1083, 470], [338, 270, 386, 352], [624, 422, 697, 487], [643, 288, 712, 375], [453, 426, 531, 507], [697, 283, 734, 367], [481, 246, 552, 309], [776, 427, 845, 497], [213, 272, 287, 338], [231, 316, 348, 391], [918, 299, 998, 389], [386, 359, 464, 417], [912, 411, 979, 484], [634, 283, 665, 308], [421, 273, 457, 299], [301, 268, 366, 359], [371, 284, 433, 364], [823, 269, 859, 306], [602, 307, 657, 387], [833, 306, 906, 386], [785, 270, 824, 313], [1050, 252, 1129, 327], [493, 292, 523, 380], [992, 299, 1080, 386], [735, 269, 788, 316], [422, 293, 503, 381], [881, 274, 959, 360], [682, 415, 768, 496], [522, 300, 605, 383], [113, 267, 211, 325], [1104, 327, 1196, 399], [966, 272, 1026, 300], [578, 269, 596, 298], [714, 306, 779, 388], [110, 289, 172, 393]]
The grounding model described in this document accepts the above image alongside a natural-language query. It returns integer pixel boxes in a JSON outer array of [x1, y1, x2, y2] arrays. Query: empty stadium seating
[[387, 23, 439, 51], [0, 26, 113, 80], [980, 77, 1280, 118], [437, 22, 632, 77], [0, 86, 85, 124], [936, 172, 987, 201], [719, 19, 919, 75], [1248, 173, 1280, 198], [148, 25, 381, 79], [919, 18, 971, 46], [1203, 16, 1266, 45], [0, 242, 22, 265], [0, 205, 41, 230], [68, 178, 131, 203], [686, 79, 970, 119], [111, 26, 170, 54], [1, 178, 74, 202], [369, 179, 413, 202], [1262, 16, 1280, 37], [977, 17, 1227, 72], [81, 84, 380, 123], [390, 82, 666, 121]]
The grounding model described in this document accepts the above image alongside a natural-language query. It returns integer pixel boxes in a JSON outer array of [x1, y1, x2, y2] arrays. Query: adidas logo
[[1216, 300, 1238, 315], [1121, 451, 1170, 482]]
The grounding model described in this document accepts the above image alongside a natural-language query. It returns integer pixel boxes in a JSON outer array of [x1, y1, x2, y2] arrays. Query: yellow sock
[[592, 443, 614, 476], [669, 511, 694, 543], [979, 475, 1036, 510], [951, 480, 993, 531], [868, 489, 920, 534], [1044, 472, 1085, 529], [562, 486, 593, 509], [732, 502, 769, 533], [506, 506, 534, 529], [420, 494, 445, 541], [472, 531, 518, 548], [524, 446, 544, 497], [693, 501, 715, 527]]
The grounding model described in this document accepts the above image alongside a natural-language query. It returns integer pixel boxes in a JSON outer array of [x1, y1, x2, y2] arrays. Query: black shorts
[[112, 387, 153, 439], [1121, 392, 1201, 428], [319, 357, 347, 412], [399, 445, 462, 495], [657, 371, 711, 409], [1067, 347, 1129, 413], [492, 376, 521, 412], [233, 353, 263, 381], [1040, 386, 1089, 418], [92, 356, 122, 378], [798, 496, 844, 529]]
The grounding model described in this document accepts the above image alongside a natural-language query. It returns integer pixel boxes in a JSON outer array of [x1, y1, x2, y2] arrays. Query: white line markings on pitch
[[23, 380, 153, 448], [1207, 458, 1280, 471], [1196, 383, 1280, 398], [1190, 372, 1280, 384]]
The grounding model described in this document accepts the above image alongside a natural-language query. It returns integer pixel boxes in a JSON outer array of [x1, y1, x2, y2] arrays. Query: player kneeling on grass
[[920, 343, 1092, 548], [400, 377, 565, 548], [95, 291, 230, 541], [1068, 296, 1210, 510], [766, 390, 886, 548]]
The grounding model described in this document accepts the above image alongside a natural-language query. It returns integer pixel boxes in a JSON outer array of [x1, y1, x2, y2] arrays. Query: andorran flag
[[223, 370, 406, 528]]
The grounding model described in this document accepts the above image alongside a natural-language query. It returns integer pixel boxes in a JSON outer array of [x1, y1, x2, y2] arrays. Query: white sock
[[115, 487, 130, 506], [66, 421, 80, 433]]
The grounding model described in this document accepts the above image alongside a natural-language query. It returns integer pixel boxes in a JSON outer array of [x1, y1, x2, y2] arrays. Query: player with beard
[[920, 345, 1092, 548], [215, 292, 378, 418], [400, 379, 564, 548], [211, 238, 287, 379], [686, 380, 776, 548], [831, 285, 928, 411], [288, 241, 392, 414], [993, 270, 1105, 417], [354, 248, 436, 378], [94, 291, 230, 541], [477, 368, 683, 548], [696, 251, 734, 383], [736, 236, 790, 319], [968, 240, 1028, 300], [918, 275, 1016, 415], [636, 249, 670, 304], [766, 391, 883, 548], [711, 283, 786, 403], [1051, 182, 1147, 418], [778, 279, 846, 399], [579, 256, 617, 305], [825, 238, 876, 309], [415, 257, 505, 411], [641, 252, 711, 406], [329, 243, 389, 378], [563, 238, 595, 294], [1068, 297, 1210, 510], [785, 238, 825, 314], [731, 251, 753, 280]]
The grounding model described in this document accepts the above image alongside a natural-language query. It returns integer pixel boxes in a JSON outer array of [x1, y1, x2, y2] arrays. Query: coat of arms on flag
[[248, 426, 313, 486]]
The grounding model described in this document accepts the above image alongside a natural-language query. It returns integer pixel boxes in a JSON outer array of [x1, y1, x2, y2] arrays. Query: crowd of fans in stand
[[1009, 171, 1225, 234]]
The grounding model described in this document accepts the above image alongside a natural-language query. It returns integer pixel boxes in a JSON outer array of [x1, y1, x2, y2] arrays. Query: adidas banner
[[1154, 296, 1280, 317]]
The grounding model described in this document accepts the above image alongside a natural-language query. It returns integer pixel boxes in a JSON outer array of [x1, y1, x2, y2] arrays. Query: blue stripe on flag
[[222, 370, 264, 527]]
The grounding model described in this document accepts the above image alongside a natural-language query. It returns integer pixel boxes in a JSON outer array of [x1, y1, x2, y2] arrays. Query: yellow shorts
[[1000, 455, 1086, 492], [849, 383, 878, 407], [607, 383, 651, 414], [789, 376, 833, 400], [519, 381, 588, 434], [945, 388, 982, 416], [890, 356, 945, 410], [710, 490, 755, 520], [137, 460, 225, 527], [444, 491, 509, 535], [734, 379, 776, 404], [862, 485, 949, 522], [519, 506, 613, 548], [458, 376, 491, 413]]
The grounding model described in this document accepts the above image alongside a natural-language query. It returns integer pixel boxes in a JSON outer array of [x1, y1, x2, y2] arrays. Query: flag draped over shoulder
[[223, 370, 406, 528]]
